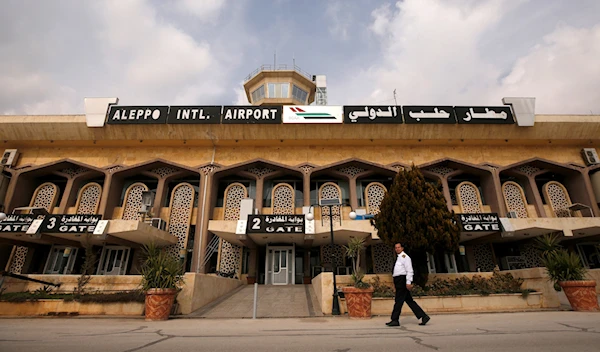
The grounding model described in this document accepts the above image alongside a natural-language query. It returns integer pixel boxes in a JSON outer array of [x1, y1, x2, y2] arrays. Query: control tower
[[243, 64, 317, 106]]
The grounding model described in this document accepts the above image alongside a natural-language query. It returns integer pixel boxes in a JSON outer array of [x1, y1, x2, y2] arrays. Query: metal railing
[[244, 64, 312, 82], [200, 234, 221, 272]]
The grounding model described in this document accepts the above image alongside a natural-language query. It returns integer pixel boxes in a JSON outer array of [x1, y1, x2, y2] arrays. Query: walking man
[[386, 242, 430, 327]]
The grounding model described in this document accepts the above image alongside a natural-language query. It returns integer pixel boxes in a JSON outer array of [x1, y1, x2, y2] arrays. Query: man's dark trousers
[[390, 275, 426, 322]]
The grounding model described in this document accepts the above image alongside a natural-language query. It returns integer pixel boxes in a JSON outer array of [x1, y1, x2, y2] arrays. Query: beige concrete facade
[[1, 104, 600, 295]]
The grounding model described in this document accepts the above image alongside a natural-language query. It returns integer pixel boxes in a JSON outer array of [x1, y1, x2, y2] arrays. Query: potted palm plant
[[535, 234, 598, 311], [140, 243, 185, 321], [341, 237, 374, 319]]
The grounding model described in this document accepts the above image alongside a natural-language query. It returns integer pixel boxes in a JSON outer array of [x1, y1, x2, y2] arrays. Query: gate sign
[[0, 214, 38, 233], [457, 213, 501, 232], [40, 215, 103, 234], [246, 215, 305, 234]]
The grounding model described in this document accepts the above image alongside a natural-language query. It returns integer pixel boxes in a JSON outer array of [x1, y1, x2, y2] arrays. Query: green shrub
[[140, 243, 185, 291], [370, 271, 533, 297], [541, 249, 586, 289]]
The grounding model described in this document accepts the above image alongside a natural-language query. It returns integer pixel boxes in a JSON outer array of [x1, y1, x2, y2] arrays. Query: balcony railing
[[244, 64, 312, 83]]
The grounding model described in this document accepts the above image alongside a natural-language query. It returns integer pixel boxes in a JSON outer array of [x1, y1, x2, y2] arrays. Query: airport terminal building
[[1, 65, 600, 285]]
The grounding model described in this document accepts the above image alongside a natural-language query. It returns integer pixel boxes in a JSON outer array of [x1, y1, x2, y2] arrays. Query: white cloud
[[497, 24, 600, 114], [331, 0, 600, 114], [326, 0, 351, 40], [233, 83, 250, 105], [177, 0, 228, 22], [0, 71, 78, 115], [95, 0, 223, 104]]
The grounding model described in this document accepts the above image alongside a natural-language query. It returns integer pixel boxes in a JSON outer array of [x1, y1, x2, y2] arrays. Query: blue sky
[[1, 0, 600, 114]]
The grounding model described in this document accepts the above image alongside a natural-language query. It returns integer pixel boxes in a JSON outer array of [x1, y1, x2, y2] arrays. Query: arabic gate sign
[[455, 106, 515, 124], [343, 106, 402, 124], [403, 106, 456, 124], [40, 214, 103, 234], [457, 213, 501, 232], [0, 214, 38, 233], [246, 215, 305, 234]]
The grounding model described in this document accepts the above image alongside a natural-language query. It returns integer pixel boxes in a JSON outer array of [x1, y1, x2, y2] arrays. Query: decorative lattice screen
[[365, 182, 387, 215], [9, 182, 59, 274], [502, 181, 529, 218], [543, 181, 572, 218], [456, 181, 483, 213]]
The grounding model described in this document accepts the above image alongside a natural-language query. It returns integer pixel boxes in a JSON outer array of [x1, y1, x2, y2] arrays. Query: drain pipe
[[253, 282, 258, 319]]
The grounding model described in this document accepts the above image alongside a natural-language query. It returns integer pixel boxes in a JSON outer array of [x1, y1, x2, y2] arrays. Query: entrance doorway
[[96, 246, 130, 275], [265, 245, 295, 285]]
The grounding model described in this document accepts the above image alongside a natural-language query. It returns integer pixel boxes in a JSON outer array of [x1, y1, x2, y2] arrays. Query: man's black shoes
[[419, 315, 430, 326], [386, 321, 400, 327]]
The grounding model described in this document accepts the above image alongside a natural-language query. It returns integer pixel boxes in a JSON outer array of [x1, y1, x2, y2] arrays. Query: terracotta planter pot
[[559, 280, 599, 312], [342, 286, 374, 319], [145, 288, 177, 321]]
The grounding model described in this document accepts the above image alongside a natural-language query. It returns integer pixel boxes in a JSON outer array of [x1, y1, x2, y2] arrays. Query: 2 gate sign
[[457, 213, 501, 232], [40, 215, 102, 233], [246, 215, 305, 234]]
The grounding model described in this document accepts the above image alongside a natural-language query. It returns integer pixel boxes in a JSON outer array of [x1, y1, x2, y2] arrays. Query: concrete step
[[188, 284, 323, 318]]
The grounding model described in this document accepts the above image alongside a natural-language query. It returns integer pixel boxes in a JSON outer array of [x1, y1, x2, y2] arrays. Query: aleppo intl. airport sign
[[343, 106, 402, 124], [246, 215, 305, 234], [403, 106, 456, 124], [166, 106, 221, 124], [282, 106, 343, 124], [103, 105, 516, 125], [457, 213, 501, 232], [222, 106, 282, 124], [107, 106, 169, 124]]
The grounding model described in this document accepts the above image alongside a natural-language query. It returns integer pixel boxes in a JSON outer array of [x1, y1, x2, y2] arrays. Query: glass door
[[97, 246, 130, 275], [272, 249, 289, 285], [265, 245, 295, 285], [43, 246, 78, 274]]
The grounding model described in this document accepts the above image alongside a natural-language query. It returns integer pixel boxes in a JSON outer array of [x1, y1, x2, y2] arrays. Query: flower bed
[[371, 272, 535, 298], [338, 271, 542, 315], [0, 291, 145, 316]]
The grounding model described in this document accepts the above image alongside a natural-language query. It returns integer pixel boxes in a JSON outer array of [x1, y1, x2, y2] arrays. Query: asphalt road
[[1, 311, 599, 352]]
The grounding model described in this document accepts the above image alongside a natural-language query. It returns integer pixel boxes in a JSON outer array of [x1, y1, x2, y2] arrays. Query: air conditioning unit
[[150, 218, 167, 231], [507, 211, 518, 218], [1, 149, 18, 167], [581, 148, 599, 166]]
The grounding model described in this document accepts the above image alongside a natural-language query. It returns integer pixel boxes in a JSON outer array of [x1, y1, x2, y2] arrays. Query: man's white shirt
[[392, 251, 414, 285]]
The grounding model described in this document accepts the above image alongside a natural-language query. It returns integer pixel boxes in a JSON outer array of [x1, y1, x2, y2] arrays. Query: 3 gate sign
[[40, 215, 103, 233], [246, 215, 305, 234], [457, 213, 501, 232]]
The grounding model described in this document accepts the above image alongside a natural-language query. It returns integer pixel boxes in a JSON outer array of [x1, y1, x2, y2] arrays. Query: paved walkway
[[2, 312, 600, 352], [188, 284, 323, 318]]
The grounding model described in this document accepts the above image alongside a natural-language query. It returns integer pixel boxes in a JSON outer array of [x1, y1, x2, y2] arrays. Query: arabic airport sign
[[455, 106, 514, 124], [166, 106, 221, 124], [343, 106, 402, 124], [457, 213, 501, 232], [246, 215, 305, 234], [107, 106, 169, 124], [403, 106, 456, 124], [0, 214, 38, 233], [39, 215, 102, 234], [222, 106, 282, 124], [282, 106, 343, 124]]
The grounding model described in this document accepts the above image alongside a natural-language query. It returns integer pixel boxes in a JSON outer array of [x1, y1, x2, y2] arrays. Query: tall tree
[[371, 166, 460, 287]]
